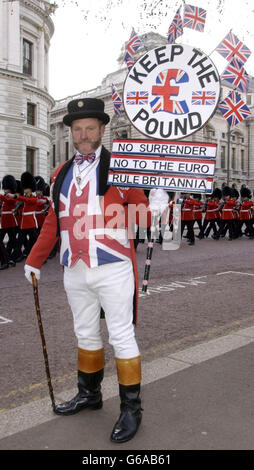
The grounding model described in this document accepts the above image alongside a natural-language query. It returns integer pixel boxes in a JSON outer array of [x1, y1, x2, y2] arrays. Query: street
[[1, 236, 254, 412]]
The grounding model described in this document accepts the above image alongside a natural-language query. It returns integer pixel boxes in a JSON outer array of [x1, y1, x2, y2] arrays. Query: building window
[[23, 39, 33, 75], [241, 149, 245, 171], [52, 144, 56, 168], [232, 147, 236, 169], [27, 103, 36, 126], [221, 146, 226, 169], [65, 141, 69, 161], [26, 147, 35, 174], [247, 95, 252, 105]]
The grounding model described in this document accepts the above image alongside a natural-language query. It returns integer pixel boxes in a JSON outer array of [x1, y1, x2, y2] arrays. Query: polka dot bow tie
[[74, 152, 96, 165]]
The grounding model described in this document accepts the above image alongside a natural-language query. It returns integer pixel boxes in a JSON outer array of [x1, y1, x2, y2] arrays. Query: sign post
[[108, 44, 220, 290]]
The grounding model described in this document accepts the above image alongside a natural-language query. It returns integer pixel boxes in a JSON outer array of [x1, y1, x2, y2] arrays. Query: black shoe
[[0, 263, 8, 270], [188, 241, 195, 246], [8, 260, 16, 267], [54, 369, 103, 416], [111, 384, 142, 443]]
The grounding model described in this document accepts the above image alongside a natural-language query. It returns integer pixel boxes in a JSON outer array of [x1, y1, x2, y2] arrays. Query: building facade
[[0, 0, 55, 183], [50, 32, 254, 192]]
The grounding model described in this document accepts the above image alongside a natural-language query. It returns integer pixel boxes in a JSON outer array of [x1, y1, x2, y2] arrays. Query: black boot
[[54, 369, 103, 416], [110, 384, 142, 443]]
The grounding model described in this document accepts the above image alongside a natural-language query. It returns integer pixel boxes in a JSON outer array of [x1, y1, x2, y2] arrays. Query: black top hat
[[2, 175, 17, 193], [63, 98, 110, 127]]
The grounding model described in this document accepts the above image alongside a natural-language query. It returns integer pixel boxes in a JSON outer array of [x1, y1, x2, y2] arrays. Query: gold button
[[78, 250, 82, 255]]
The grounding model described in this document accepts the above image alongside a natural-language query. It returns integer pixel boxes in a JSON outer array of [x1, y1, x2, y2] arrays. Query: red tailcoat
[[26, 151, 151, 324]]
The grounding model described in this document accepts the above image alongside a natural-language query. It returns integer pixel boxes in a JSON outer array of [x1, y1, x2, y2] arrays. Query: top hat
[[63, 98, 110, 127], [2, 174, 17, 193]]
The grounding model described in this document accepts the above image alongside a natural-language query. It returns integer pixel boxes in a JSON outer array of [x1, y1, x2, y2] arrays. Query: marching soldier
[[202, 189, 222, 239], [7, 172, 39, 257], [0, 175, 18, 265], [192, 194, 203, 239], [34, 176, 49, 236], [238, 187, 254, 239], [181, 193, 195, 245], [218, 186, 236, 240]]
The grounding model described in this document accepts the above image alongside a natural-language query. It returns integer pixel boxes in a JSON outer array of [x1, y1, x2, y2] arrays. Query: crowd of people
[[1, 172, 254, 270], [0, 171, 57, 270], [177, 186, 254, 246], [136, 186, 254, 247]]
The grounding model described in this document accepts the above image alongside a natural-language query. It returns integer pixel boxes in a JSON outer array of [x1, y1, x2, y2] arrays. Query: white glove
[[24, 264, 41, 284], [149, 189, 169, 213]]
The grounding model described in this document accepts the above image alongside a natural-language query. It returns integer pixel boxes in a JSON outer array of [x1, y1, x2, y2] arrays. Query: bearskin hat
[[43, 183, 50, 197], [2, 174, 17, 193], [231, 188, 239, 199], [21, 171, 36, 192], [222, 186, 232, 197], [35, 175, 46, 192], [240, 187, 252, 199], [192, 193, 201, 200], [15, 180, 23, 195], [211, 188, 222, 199]]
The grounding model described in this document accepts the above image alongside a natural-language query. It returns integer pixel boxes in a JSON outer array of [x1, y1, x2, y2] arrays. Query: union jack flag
[[221, 58, 249, 93], [192, 91, 217, 105], [126, 91, 149, 105], [216, 31, 251, 64], [150, 68, 189, 115], [167, 8, 183, 44], [125, 57, 135, 71], [218, 91, 251, 127], [123, 29, 142, 70], [183, 4, 206, 32], [111, 85, 122, 115]]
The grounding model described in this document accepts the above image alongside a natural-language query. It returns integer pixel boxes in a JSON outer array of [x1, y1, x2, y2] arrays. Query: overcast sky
[[48, 0, 254, 101]]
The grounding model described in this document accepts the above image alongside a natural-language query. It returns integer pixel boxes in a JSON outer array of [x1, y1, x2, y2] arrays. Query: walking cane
[[31, 272, 56, 411], [142, 210, 160, 293]]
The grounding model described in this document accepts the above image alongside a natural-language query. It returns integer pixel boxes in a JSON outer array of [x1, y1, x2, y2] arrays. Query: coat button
[[78, 250, 82, 255]]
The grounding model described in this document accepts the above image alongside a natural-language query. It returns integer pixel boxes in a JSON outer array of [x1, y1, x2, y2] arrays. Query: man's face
[[71, 118, 105, 155]]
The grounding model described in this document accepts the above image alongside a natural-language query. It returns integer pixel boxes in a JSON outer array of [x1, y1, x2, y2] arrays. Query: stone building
[[0, 0, 55, 183], [50, 32, 254, 191]]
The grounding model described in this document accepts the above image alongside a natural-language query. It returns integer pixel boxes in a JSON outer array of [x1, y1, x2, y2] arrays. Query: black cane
[[142, 210, 160, 293], [31, 273, 56, 411]]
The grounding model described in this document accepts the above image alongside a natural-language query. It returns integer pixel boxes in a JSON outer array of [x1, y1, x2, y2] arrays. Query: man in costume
[[24, 98, 155, 443]]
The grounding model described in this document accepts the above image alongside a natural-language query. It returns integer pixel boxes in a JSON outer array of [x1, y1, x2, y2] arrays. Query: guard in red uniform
[[34, 176, 49, 236], [181, 193, 195, 245], [192, 194, 203, 239], [202, 188, 222, 239], [17, 172, 38, 256], [218, 186, 236, 240], [238, 187, 254, 238], [0, 175, 18, 265]]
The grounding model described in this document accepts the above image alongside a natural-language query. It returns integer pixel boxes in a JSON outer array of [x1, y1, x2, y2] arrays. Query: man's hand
[[149, 189, 169, 213], [24, 264, 41, 284]]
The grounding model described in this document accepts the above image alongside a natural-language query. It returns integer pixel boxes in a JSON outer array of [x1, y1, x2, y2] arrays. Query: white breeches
[[63, 259, 140, 359]]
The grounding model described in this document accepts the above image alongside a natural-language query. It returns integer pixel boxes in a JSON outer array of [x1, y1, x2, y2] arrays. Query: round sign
[[123, 44, 221, 140]]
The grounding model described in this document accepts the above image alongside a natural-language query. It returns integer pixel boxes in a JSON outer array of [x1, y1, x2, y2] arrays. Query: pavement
[[1, 324, 254, 454]]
